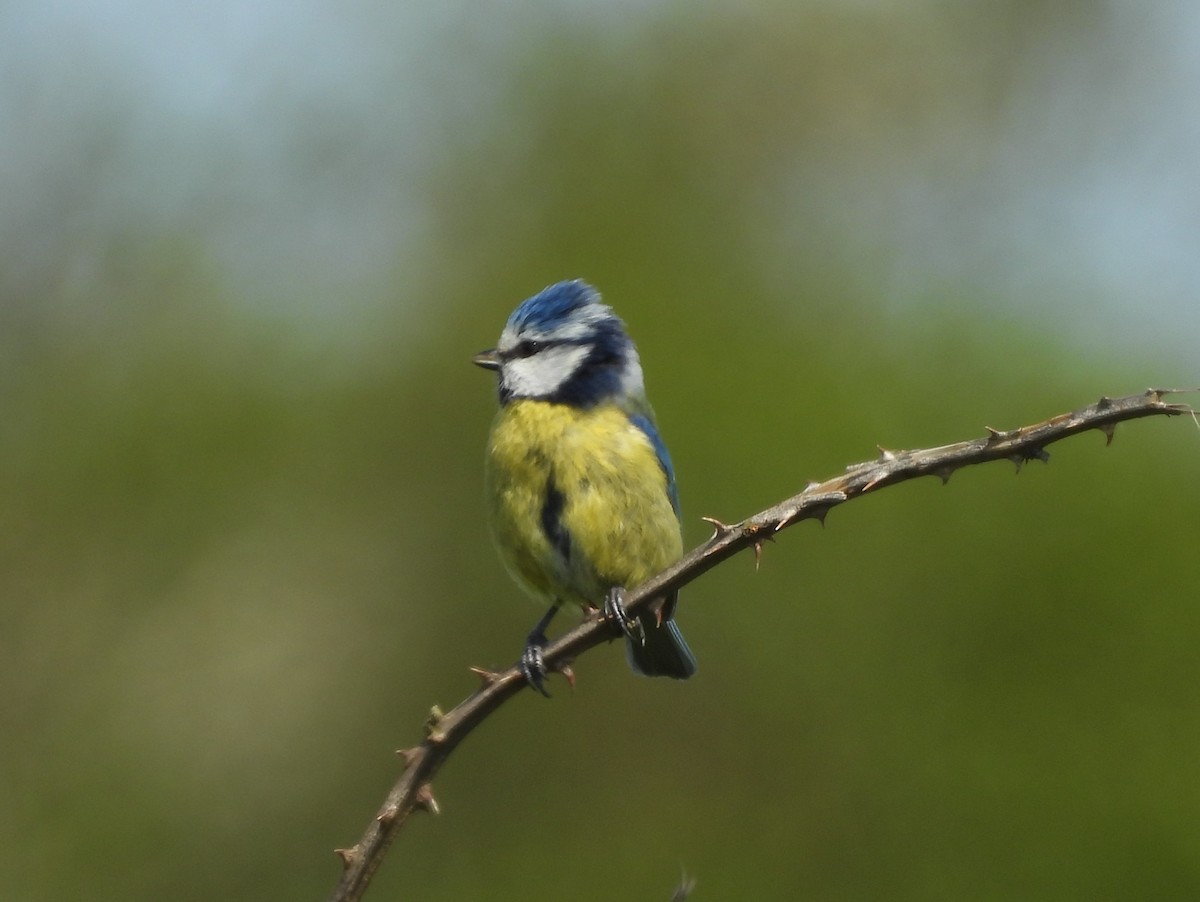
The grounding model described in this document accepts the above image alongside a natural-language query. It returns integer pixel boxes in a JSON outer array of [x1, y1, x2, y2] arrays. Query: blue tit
[[473, 279, 697, 694]]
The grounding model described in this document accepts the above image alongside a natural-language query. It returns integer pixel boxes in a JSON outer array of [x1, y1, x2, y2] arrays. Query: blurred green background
[[3, 2, 1199, 900]]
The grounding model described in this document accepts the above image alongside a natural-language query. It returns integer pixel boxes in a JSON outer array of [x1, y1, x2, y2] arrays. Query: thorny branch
[[327, 388, 1197, 902]]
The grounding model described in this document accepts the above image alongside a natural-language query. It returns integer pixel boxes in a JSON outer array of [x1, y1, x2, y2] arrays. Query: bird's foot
[[603, 587, 644, 646], [521, 630, 552, 697]]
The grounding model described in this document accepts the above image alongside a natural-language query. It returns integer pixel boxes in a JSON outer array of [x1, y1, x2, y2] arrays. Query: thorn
[[877, 445, 899, 461], [415, 783, 440, 816], [935, 466, 953, 485], [860, 472, 888, 492], [424, 705, 446, 744], [376, 806, 398, 826], [468, 665, 502, 688], [335, 847, 357, 869], [1098, 422, 1116, 446], [1010, 447, 1049, 470], [396, 746, 421, 765], [700, 515, 735, 540], [752, 533, 777, 570], [779, 502, 820, 529], [558, 662, 577, 691], [1096, 395, 1113, 409], [653, 599, 666, 628]]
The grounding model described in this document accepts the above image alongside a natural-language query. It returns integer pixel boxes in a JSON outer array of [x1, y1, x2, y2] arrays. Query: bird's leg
[[521, 604, 559, 697], [602, 586, 644, 646]]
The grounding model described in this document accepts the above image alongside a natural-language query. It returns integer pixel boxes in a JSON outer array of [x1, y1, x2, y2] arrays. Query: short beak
[[472, 348, 501, 371]]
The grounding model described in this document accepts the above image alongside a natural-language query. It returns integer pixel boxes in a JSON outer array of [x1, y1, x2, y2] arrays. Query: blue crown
[[506, 280, 603, 335]]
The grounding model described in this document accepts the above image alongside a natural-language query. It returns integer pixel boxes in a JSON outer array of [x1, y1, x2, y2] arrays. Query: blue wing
[[629, 413, 680, 516]]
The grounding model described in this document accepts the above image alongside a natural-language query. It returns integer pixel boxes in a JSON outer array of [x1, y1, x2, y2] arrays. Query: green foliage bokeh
[[3, 4, 1198, 900]]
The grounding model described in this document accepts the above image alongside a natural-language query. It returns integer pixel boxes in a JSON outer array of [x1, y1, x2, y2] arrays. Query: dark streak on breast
[[540, 473, 571, 563]]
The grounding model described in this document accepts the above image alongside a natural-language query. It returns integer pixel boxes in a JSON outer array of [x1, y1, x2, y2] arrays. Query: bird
[[473, 279, 697, 695]]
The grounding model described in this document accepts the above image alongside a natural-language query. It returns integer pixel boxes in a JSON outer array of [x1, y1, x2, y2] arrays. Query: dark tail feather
[[625, 598, 697, 679]]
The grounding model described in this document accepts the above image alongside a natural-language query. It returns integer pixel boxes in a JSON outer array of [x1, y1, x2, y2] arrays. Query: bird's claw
[[603, 587, 644, 646], [521, 632, 551, 697]]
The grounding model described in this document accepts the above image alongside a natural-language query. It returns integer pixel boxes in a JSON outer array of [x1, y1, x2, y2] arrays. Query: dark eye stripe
[[500, 335, 590, 362], [513, 339, 545, 358]]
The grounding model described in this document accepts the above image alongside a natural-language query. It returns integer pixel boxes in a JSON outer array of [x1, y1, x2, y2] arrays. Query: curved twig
[[327, 388, 1196, 902]]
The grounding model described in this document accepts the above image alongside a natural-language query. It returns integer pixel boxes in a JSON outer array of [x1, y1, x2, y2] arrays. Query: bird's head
[[473, 280, 644, 406]]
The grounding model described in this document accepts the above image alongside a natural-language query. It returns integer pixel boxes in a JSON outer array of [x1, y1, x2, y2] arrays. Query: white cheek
[[503, 345, 590, 398], [619, 349, 645, 398]]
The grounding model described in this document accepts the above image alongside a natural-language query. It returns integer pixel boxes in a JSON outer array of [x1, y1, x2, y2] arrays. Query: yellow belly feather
[[485, 400, 682, 607]]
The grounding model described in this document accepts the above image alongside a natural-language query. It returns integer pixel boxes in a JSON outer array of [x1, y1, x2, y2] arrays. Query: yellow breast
[[484, 400, 682, 607]]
